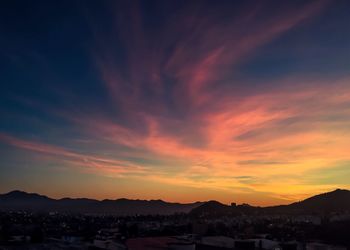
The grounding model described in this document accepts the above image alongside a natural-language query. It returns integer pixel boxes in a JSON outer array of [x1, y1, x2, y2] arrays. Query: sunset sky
[[1, 0, 350, 206]]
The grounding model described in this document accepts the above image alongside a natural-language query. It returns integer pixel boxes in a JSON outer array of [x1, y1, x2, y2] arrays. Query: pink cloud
[[7, 0, 349, 204], [0, 133, 148, 176]]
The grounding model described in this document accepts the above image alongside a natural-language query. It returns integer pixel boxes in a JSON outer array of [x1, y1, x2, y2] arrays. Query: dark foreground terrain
[[1, 189, 350, 249]]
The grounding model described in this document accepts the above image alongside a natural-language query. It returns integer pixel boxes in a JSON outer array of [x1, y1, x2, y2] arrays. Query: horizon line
[[1, 188, 348, 207]]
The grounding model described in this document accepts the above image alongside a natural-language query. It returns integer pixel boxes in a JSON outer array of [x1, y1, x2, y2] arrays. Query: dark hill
[[2, 189, 350, 216], [0, 190, 203, 215], [0, 190, 51, 201], [190, 189, 350, 217], [287, 189, 350, 212], [189, 200, 233, 217]]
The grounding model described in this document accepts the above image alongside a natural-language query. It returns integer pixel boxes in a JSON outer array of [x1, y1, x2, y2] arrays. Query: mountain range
[[190, 189, 350, 217], [1, 189, 350, 216], [0, 190, 203, 215]]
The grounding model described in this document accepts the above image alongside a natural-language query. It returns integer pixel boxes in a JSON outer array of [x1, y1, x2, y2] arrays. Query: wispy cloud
[[2, 0, 350, 205], [0, 133, 148, 177]]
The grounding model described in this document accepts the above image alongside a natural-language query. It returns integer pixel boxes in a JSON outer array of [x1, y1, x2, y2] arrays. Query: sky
[[1, 0, 350, 206]]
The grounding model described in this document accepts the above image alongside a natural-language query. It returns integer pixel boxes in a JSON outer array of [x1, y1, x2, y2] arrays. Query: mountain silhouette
[[1, 189, 350, 216], [0, 190, 203, 215], [189, 200, 234, 218], [283, 188, 350, 212], [190, 189, 350, 217]]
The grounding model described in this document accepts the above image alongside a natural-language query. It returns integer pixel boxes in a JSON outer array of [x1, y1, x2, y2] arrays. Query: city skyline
[[1, 0, 350, 206]]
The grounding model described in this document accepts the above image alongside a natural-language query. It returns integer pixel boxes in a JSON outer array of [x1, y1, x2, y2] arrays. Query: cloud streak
[[0, 133, 148, 176], [2, 0, 350, 205]]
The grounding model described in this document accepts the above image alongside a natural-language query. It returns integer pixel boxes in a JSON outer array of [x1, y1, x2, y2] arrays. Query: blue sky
[[1, 0, 350, 205]]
